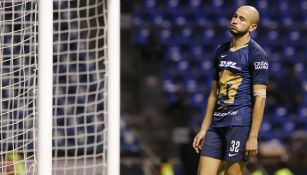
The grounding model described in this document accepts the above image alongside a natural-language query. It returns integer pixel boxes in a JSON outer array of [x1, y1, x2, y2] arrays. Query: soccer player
[[192, 5, 269, 175]]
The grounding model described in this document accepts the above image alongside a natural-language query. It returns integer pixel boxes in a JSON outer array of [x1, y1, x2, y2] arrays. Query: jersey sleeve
[[212, 45, 222, 81], [249, 48, 269, 85], [212, 56, 219, 81]]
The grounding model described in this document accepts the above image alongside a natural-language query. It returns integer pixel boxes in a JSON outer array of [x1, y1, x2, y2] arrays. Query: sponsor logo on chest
[[219, 61, 241, 70]]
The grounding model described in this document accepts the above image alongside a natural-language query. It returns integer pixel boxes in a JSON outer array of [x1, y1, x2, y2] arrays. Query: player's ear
[[249, 24, 257, 32]]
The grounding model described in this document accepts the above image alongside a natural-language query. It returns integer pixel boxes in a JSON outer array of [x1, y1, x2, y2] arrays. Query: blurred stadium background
[[121, 0, 307, 175]]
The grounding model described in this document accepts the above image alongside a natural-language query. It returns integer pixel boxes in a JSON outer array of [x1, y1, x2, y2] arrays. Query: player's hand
[[245, 137, 258, 158], [192, 130, 206, 154]]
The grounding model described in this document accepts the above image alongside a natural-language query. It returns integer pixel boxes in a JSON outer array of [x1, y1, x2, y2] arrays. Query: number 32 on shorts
[[230, 140, 240, 152]]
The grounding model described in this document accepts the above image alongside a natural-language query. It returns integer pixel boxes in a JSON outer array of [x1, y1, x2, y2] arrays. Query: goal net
[[0, 0, 108, 174], [52, 0, 107, 174], [0, 0, 37, 174]]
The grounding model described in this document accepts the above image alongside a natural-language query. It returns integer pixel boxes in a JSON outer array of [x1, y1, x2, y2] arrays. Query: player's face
[[229, 9, 255, 37]]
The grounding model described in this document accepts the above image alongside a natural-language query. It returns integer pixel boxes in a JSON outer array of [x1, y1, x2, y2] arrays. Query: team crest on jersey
[[219, 61, 241, 70], [236, 116, 241, 121], [254, 61, 269, 70]]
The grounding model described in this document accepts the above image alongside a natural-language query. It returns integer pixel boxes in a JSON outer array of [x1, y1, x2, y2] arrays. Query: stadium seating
[[120, 117, 142, 153]]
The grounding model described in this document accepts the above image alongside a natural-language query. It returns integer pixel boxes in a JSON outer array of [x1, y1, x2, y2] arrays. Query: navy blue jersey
[[211, 39, 269, 127]]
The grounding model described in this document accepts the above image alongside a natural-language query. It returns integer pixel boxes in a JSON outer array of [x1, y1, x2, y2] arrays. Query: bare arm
[[200, 81, 218, 131], [245, 84, 267, 157], [192, 81, 218, 153]]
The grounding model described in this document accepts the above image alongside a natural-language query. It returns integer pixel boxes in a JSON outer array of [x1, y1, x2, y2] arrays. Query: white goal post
[[38, 0, 53, 174], [107, 0, 120, 175]]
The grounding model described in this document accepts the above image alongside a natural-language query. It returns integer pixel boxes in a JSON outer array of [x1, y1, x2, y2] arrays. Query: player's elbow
[[209, 91, 217, 99], [253, 89, 266, 99]]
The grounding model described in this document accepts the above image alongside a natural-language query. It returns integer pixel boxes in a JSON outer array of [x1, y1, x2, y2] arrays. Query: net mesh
[[52, 0, 107, 175], [0, 0, 38, 174], [0, 0, 107, 174]]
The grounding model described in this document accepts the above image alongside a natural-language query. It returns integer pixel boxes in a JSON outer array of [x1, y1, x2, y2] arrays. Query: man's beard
[[229, 28, 248, 37]]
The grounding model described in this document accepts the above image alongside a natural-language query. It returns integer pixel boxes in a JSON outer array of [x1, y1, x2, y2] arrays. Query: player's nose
[[231, 20, 238, 25], [231, 17, 239, 24]]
